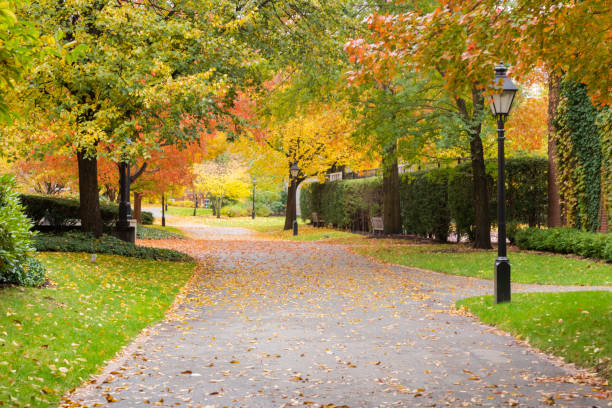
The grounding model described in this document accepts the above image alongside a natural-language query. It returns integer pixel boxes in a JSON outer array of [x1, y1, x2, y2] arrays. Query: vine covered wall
[[554, 81, 603, 231]]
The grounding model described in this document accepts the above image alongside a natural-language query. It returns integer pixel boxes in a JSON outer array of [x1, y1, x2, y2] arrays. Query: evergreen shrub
[[515, 227, 612, 262], [0, 175, 46, 286]]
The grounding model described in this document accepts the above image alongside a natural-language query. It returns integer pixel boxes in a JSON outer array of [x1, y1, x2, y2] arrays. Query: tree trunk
[[284, 182, 298, 230], [216, 197, 222, 218], [469, 132, 492, 249], [382, 145, 401, 234], [457, 87, 491, 249], [547, 71, 562, 227], [133, 192, 142, 223], [77, 149, 103, 237]]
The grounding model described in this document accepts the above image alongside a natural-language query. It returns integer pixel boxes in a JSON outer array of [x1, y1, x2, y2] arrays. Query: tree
[[193, 154, 250, 218], [18, 0, 259, 235]]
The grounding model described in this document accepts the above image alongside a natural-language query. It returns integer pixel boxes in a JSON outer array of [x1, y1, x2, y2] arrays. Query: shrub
[[221, 204, 249, 217], [400, 169, 450, 241], [34, 232, 192, 262], [0, 175, 46, 286], [515, 227, 612, 262], [141, 211, 154, 225], [20, 194, 118, 226]]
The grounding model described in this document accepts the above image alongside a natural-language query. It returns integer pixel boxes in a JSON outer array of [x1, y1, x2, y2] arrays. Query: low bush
[[34, 232, 192, 262], [0, 175, 46, 287], [168, 199, 194, 208], [20, 194, 155, 226], [515, 227, 612, 261], [221, 204, 249, 217], [141, 211, 154, 225]]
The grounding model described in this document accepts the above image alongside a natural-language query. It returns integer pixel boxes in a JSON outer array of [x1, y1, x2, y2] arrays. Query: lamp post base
[[114, 219, 136, 244], [494, 257, 511, 304]]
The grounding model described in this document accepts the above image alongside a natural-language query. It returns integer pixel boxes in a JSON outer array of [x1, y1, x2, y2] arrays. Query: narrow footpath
[[64, 222, 610, 407]]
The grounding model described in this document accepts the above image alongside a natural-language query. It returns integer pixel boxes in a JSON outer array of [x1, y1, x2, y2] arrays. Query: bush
[[400, 169, 450, 241], [0, 175, 46, 286], [515, 227, 612, 261], [301, 177, 382, 231], [141, 211, 154, 225], [221, 204, 249, 217], [20, 194, 118, 226], [301, 158, 547, 239], [34, 231, 192, 262]]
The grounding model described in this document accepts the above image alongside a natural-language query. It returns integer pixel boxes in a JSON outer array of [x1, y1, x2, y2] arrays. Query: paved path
[[64, 225, 610, 407]]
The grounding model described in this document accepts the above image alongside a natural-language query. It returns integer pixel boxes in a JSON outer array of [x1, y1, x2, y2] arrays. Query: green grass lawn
[[165, 206, 213, 217], [356, 244, 612, 286], [0, 252, 194, 407], [458, 292, 612, 382], [193, 216, 303, 232]]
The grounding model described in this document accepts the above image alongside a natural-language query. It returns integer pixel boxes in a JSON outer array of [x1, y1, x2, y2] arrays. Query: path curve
[[63, 224, 610, 408]]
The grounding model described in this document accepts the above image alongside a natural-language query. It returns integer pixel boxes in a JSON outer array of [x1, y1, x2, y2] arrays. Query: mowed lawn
[[458, 292, 612, 382], [0, 252, 194, 407], [356, 243, 612, 286]]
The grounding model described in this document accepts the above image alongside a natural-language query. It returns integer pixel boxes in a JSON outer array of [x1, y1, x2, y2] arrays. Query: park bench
[[312, 212, 325, 227], [371, 216, 384, 234]]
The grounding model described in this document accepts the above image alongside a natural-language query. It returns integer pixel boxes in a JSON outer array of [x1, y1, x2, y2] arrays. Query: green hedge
[[20, 194, 153, 226], [515, 227, 612, 262], [400, 168, 450, 241], [301, 177, 382, 231], [0, 175, 46, 286], [302, 157, 547, 239], [34, 232, 192, 262]]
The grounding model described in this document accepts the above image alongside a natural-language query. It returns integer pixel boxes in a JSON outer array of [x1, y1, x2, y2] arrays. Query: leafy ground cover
[[0, 252, 195, 407], [34, 232, 191, 262], [355, 243, 612, 286], [136, 224, 185, 240], [457, 292, 612, 382]]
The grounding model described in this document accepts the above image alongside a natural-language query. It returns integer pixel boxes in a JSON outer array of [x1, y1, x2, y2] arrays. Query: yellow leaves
[[229, 360, 240, 364]]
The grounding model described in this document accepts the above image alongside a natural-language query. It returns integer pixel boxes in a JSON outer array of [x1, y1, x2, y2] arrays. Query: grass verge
[[457, 292, 612, 382], [356, 244, 612, 286], [0, 252, 195, 407], [165, 206, 212, 217]]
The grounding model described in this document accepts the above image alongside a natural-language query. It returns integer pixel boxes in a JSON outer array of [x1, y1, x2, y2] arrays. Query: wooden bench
[[312, 212, 325, 227], [371, 216, 384, 234]]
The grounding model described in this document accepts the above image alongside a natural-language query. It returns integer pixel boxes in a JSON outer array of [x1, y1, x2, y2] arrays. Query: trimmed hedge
[[302, 157, 548, 240], [515, 227, 612, 262], [301, 177, 382, 231], [20, 194, 154, 226], [34, 232, 192, 262]]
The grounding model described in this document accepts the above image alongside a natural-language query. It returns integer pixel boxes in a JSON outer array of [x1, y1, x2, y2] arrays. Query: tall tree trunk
[[216, 196, 222, 218], [457, 88, 491, 249], [284, 182, 297, 230], [382, 145, 401, 234], [547, 71, 562, 227], [133, 192, 142, 223], [469, 131, 492, 249], [77, 149, 103, 237]]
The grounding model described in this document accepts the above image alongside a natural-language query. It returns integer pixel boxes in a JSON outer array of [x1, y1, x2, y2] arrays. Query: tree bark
[[133, 192, 142, 223], [382, 145, 401, 234], [457, 88, 491, 249], [284, 182, 297, 230], [77, 149, 103, 237], [547, 71, 562, 227]]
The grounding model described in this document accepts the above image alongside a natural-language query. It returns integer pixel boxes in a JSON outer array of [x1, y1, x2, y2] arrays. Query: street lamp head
[[489, 63, 518, 122], [290, 162, 300, 178], [252, 176, 256, 183]]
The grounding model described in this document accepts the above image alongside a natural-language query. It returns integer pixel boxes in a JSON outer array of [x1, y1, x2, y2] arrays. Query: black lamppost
[[488, 63, 518, 304], [252, 176, 256, 219], [117, 138, 133, 228], [290, 162, 300, 236]]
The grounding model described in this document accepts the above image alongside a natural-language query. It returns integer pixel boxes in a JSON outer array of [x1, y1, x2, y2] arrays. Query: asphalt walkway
[[64, 224, 610, 407]]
